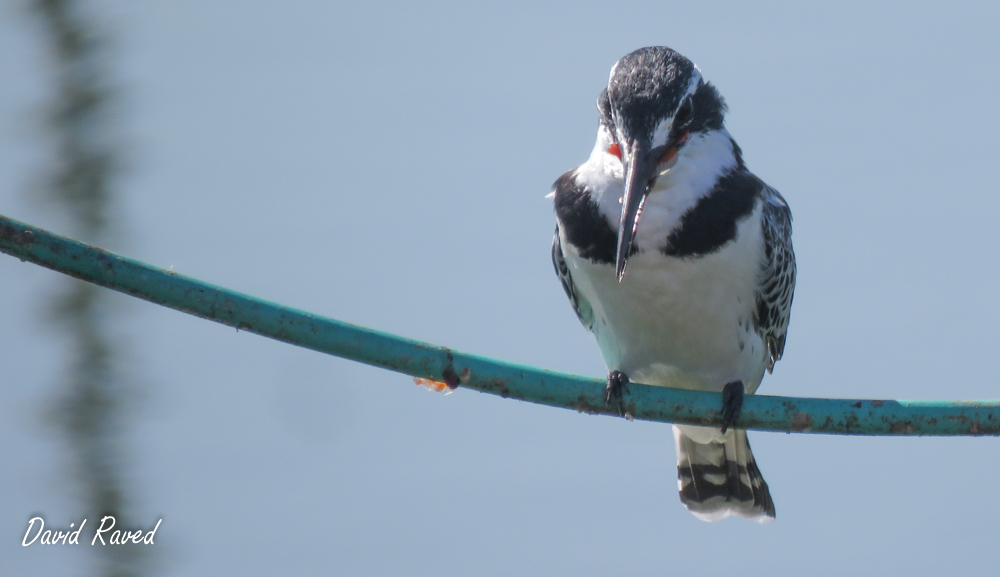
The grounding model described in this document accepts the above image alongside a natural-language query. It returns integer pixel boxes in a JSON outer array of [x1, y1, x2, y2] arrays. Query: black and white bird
[[551, 47, 795, 522]]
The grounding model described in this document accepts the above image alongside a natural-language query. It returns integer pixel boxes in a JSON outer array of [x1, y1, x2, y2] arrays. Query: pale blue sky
[[2, 1, 1000, 575]]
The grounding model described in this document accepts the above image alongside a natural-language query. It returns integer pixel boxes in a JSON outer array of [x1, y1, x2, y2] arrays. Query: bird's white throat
[[575, 127, 739, 252]]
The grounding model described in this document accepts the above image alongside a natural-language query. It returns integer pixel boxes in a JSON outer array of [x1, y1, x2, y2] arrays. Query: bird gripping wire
[[1, 213, 998, 436]]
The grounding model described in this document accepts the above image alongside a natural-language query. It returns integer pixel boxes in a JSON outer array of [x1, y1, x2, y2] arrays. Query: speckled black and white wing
[[755, 186, 796, 373], [551, 226, 594, 330]]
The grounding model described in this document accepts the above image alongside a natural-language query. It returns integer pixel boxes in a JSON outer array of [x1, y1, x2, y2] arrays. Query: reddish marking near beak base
[[659, 131, 690, 164], [607, 143, 622, 159]]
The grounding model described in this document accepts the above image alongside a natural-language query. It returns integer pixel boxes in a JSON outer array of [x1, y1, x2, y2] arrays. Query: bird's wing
[[552, 225, 594, 331], [754, 186, 796, 372]]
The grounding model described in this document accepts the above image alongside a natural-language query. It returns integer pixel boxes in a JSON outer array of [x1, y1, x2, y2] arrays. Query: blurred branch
[[33, 0, 118, 237], [3, 213, 999, 437], [29, 1, 149, 576]]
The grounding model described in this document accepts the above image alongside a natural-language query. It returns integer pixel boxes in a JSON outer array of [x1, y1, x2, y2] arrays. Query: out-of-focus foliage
[[31, 1, 149, 576]]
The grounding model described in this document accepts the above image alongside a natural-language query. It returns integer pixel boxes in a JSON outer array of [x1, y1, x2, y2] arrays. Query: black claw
[[721, 381, 745, 433], [605, 370, 631, 417]]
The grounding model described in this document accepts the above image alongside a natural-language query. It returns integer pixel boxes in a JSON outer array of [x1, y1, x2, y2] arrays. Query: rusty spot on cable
[[890, 421, 916, 434], [441, 348, 460, 390], [414, 377, 452, 394], [442, 366, 460, 389], [791, 412, 812, 431], [494, 380, 510, 398], [575, 394, 602, 415], [0, 223, 34, 245]]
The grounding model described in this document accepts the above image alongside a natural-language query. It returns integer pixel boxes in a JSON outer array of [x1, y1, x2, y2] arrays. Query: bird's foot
[[720, 381, 744, 434], [606, 370, 632, 419]]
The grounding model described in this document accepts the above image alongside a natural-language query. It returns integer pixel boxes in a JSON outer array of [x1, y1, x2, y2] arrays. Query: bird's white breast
[[561, 207, 768, 393]]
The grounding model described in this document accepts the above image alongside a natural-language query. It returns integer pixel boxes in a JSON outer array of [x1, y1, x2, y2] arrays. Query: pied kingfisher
[[551, 47, 795, 522]]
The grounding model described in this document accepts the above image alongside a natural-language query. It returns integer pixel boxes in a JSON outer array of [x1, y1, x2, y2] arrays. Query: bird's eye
[[674, 99, 693, 129], [607, 143, 622, 159]]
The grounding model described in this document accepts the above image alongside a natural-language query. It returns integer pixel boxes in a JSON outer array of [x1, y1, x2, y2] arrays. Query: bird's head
[[599, 46, 727, 281]]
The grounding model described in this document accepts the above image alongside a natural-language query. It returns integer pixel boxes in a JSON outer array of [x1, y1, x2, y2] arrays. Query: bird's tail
[[673, 425, 775, 523]]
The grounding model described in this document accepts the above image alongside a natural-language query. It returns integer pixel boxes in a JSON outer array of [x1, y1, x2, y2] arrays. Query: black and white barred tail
[[674, 425, 775, 523]]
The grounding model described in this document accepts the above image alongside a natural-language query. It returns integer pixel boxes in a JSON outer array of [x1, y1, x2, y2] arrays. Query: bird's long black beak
[[615, 140, 658, 281]]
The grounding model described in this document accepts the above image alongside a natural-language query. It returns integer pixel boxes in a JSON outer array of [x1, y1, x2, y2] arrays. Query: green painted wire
[[2, 213, 998, 436]]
